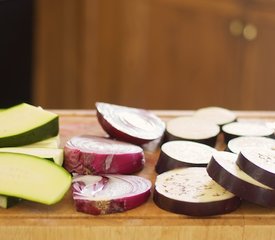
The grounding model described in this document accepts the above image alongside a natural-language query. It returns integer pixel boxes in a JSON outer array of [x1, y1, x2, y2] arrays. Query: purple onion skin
[[155, 150, 207, 174], [207, 156, 275, 208], [96, 110, 155, 145], [73, 188, 151, 215], [153, 189, 241, 216], [164, 130, 218, 148], [237, 152, 275, 189], [64, 146, 145, 175]]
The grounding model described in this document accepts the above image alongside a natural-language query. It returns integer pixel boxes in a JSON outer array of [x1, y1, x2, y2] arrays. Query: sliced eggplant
[[207, 151, 275, 207], [64, 135, 145, 174], [227, 136, 275, 154], [153, 167, 241, 216], [72, 174, 151, 215], [194, 106, 236, 126], [222, 122, 274, 143], [165, 116, 220, 147], [237, 148, 275, 189], [95, 102, 165, 145], [155, 140, 216, 174]]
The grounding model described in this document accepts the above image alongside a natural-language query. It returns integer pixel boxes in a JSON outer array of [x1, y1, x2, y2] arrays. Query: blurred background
[[1, 0, 275, 110]]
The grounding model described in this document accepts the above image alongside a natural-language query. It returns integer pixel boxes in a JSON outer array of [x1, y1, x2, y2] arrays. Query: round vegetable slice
[[95, 102, 165, 145], [153, 167, 240, 216], [227, 136, 275, 154], [222, 122, 274, 143], [207, 151, 275, 207], [237, 148, 275, 189], [72, 174, 151, 215], [155, 140, 216, 174], [194, 106, 236, 126], [64, 135, 145, 174], [165, 116, 220, 147]]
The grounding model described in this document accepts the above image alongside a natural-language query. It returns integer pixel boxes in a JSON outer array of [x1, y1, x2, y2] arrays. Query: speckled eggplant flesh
[[222, 122, 274, 143], [155, 140, 216, 174], [164, 117, 220, 147], [207, 151, 275, 207], [237, 148, 275, 189], [153, 167, 241, 216]]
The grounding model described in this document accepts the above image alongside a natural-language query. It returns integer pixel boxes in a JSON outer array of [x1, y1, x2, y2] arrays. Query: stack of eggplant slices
[[64, 103, 275, 216]]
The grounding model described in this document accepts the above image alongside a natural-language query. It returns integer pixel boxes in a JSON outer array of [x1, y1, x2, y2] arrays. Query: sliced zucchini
[[23, 135, 60, 148], [0, 195, 21, 208], [0, 103, 58, 147], [0, 152, 71, 205], [0, 147, 64, 166]]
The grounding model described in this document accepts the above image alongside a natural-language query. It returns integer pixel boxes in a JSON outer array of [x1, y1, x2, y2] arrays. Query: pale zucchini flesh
[[0, 152, 71, 205], [0, 195, 21, 208], [0, 147, 64, 166], [23, 135, 60, 148], [0, 103, 59, 147]]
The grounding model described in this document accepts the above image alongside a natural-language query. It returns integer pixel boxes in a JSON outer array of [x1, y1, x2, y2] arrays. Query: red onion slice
[[194, 106, 236, 126], [96, 102, 165, 145], [64, 135, 145, 174], [237, 148, 275, 189], [154, 167, 240, 216], [155, 140, 216, 174], [165, 117, 220, 147], [72, 174, 151, 215], [207, 151, 275, 207]]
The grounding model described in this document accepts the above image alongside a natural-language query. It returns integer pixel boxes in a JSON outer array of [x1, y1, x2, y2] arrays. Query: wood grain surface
[[0, 110, 275, 240]]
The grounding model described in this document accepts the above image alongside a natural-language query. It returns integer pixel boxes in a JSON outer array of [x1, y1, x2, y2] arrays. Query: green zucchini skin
[[0, 152, 72, 205], [0, 103, 59, 147], [0, 116, 59, 147]]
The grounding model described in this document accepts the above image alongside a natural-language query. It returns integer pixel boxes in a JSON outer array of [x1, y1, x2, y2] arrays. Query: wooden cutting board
[[0, 110, 275, 240]]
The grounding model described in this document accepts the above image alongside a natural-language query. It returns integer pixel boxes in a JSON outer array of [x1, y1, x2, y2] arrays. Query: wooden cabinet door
[[144, 0, 245, 109], [240, 3, 275, 110]]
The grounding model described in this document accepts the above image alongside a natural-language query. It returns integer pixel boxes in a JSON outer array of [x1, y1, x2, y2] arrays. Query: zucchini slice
[[0, 103, 58, 147], [23, 135, 60, 148], [0, 147, 64, 166], [0, 195, 21, 208], [0, 152, 71, 205]]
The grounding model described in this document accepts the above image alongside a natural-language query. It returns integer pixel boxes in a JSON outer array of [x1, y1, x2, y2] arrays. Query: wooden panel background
[[33, 0, 275, 110]]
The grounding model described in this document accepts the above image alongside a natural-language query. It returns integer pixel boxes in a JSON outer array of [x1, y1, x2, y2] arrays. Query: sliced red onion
[[194, 106, 236, 126], [227, 136, 275, 154], [222, 122, 274, 143], [155, 140, 216, 174], [95, 102, 165, 145], [64, 135, 145, 174], [153, 167, 240, 216], [237, 148, 275, 189], [207, 151, 275, 207], [165, 117, 220, 147], [72, 174, 151, 215]]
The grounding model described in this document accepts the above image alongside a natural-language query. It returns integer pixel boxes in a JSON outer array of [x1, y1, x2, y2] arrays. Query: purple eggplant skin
[[237, 152, 275, 189], [222, 131, 274, 144], [206, 156, 275, 208], [155, 150, 207, 174], [164, 130, 218, 148], [153, 188, 241, 216]]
